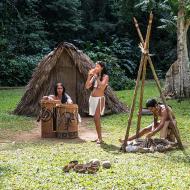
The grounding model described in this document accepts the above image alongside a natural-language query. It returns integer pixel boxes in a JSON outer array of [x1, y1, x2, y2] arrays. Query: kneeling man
[[120, 99, 176, 142]]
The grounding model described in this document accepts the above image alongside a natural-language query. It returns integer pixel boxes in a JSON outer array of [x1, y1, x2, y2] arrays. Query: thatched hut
[[14, 42, 128, 116]]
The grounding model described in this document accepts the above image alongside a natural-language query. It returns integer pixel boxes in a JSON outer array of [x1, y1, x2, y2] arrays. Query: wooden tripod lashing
[[121, 12, 183, 151]]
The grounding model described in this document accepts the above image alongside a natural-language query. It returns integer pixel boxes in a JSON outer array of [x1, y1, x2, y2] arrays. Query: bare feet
[[96, 139, 104, 144], [91, 138, 104, 144]]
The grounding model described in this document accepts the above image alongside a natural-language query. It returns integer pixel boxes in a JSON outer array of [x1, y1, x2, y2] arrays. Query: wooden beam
[[121, 13, 154, 149], [136, 13, 153, 136], [148, 57, 184, 149], [121, 53, 145, 149], [136, 57, 148, 136], [133, 16, 184, 150]]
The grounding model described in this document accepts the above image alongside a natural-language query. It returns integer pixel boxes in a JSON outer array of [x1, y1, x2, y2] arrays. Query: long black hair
[[96, 61, 107, 80], [146, 99, 158, 108], [54, 83, 68, 103]]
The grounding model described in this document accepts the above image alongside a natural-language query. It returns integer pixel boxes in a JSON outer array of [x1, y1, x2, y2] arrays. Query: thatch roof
[[14, 42, 128, 116]]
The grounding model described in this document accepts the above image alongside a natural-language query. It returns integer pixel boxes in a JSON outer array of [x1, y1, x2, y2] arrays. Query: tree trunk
[[165, 0, 190, 98]]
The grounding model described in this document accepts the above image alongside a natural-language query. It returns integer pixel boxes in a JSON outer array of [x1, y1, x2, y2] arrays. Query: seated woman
[[42, 83, 82, 122], [43, 82, 72, 104]]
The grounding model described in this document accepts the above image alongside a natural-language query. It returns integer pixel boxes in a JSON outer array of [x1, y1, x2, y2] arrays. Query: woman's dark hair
[[54, 83, 68, 103], [146, 99, 158, 108], [96, 61, 107, 80]]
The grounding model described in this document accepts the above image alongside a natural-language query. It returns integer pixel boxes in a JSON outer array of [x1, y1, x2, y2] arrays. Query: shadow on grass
[[134, 144, 190, 165], [167, 147, 190, 165], [40, 137, 87, 144], [99, 141, 190, 164], [100, 142, 121, 154]]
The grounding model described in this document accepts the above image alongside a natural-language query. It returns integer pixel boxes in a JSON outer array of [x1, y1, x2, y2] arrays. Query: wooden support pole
[[122, 13, 153, 149], [144, 12, 153, 50], [121, 53, 145, 149], [136, 13, 153, 136], [136, 57, 148, 136], [133, 16, 184, 150], [133, 17, 144, 46], [148, 57, 184, 149]]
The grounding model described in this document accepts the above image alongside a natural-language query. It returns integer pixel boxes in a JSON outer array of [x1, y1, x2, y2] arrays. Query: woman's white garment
[[48, 93, 72, 104], [65, 93, 72, 104], [78, 113, 82, 123], [89, 96, 105, 116]]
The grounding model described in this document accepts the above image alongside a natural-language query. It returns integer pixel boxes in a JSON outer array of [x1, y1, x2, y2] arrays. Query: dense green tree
[[0, 0, 49, 54], [38, 0, 83, 45], [0, 0, 189, 89], [0, 0, 47, 86]]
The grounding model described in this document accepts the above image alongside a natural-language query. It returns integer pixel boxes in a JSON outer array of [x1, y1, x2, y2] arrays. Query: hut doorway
[[50, 51, 77, 103]]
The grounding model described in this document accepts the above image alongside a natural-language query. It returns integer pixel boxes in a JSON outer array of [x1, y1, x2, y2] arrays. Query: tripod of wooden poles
[[121, 12, 183, 151]]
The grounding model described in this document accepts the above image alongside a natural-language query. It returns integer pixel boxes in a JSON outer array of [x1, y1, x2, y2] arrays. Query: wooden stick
[[136, 13, 153, 136], [121, 54, 145, 148], [122, 13, 154, 148], [144, 12, 153, 50], [133, 17, 144, 45], [136, 57, 148, 136], [134, 16, 183, 149], [148, 57, 183, 149]]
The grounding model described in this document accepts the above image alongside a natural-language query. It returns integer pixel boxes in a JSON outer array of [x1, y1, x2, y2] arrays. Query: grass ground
[[0, 81, 190, 190]]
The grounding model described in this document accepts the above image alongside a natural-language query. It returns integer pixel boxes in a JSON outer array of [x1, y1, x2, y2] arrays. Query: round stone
[[102, 161, 111, 169], [89, 159, 100, 166]]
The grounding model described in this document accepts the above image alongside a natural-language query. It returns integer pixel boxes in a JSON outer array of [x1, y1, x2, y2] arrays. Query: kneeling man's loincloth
[[159, 120, 176, 142], [149, 120, 177, 142]]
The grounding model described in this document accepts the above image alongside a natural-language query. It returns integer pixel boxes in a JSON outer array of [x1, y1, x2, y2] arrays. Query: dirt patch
[[0, 117, 107, 143]]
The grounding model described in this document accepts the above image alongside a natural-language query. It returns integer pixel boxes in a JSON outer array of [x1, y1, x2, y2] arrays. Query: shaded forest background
[[1, 0, 186, 90]]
